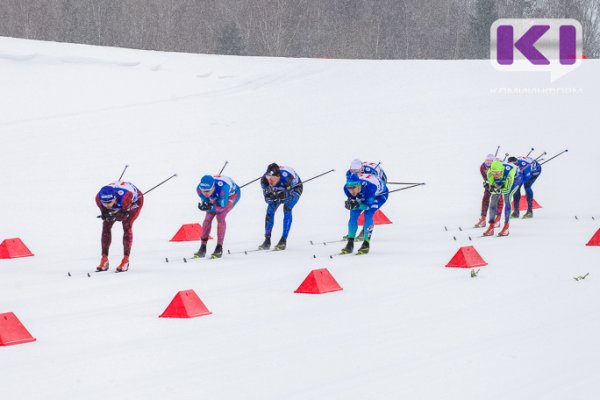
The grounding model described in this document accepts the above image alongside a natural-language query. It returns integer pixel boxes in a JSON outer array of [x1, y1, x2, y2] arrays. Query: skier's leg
[[347, 209, 362, 238], [122, 201, 143, 257], [215, 192, 239, 246], [202, 212, 216, 243], [488, 194, 500, 224], [265, 202, 279, 237], [101, 220, 115, 256], [481, 188, 491, 217], [282, 190, 301, 239]]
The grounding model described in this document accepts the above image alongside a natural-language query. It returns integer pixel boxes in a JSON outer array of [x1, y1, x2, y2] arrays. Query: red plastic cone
[[357, 210, 392, 226], [586, 228, 600, 246], [445, 246, 488, 268], [0, 238, 34, 259], [169, 224, 212, 242], [511, 196, 542, 212], [294, 268, 343, 294], [159, 289, 212, 318], [0, 312, 36, 346]]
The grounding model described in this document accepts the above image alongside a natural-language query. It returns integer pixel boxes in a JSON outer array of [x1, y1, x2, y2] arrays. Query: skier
[[346, 159, 388, 184], [341, 172, 388, 255], [195, 175, 241, 259], [475, 154, 503, 228], [483, 160, 519, 237], [345, 159, 388, 240], [95, 182, 144, 272], [507, 156, 542, 218], [258, 163, 303, 251]]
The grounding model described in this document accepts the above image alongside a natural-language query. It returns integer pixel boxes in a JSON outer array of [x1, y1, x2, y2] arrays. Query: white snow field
[[1, 36, 599, 400]]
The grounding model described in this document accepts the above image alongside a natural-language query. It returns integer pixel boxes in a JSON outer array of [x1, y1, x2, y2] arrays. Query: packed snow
[[1, 37, 599, 399]]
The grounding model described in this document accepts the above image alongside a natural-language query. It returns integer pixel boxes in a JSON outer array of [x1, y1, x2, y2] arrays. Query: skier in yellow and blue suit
[[484, 160, 519, 237]]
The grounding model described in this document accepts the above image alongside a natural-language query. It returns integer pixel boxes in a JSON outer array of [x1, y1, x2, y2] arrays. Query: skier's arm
[[501, 169, 516, 194]]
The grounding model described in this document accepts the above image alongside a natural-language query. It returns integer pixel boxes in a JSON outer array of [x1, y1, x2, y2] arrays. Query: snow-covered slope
[[1, 37, 599, 400]]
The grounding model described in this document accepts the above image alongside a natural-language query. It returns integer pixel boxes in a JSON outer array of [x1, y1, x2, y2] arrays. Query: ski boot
[[116, 256, 129, 272], [498, 223, 510, 237], [210, 244, 223, 259], [274, 237, 287, 251], [483, 223, 495, 237], [511, 210, 520, 219], [194, 243, 207, 258], [259, 236, 271, 250], [474, 216, 486, 228], [341, 238, 354, 254], [96, 255, 109, 272], [357, 240, 370, 255], [522, 210, 533, 219]]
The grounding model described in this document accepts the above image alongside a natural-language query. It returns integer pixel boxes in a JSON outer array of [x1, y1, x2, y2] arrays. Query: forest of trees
[[0, 0, 598, 59]]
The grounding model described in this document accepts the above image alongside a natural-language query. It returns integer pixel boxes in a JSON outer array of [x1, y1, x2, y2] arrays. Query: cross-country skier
[[475, 154, 503, 228], [341, 173, 388, 254], [345, 159, 388, 240], [507, 156, 542, 218], [258, 163, 303, 251], [195, 175, 241, 259], [346, 159, 388, 184], [483, 160, 519, 237], [96, 182, 144, 272]]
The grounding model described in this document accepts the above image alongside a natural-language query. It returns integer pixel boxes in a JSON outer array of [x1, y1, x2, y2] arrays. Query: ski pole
[[388, 182, 426, 194], [494, 145, 500, 157], [117, 164, 129, 182], [240, 176, 261, 188], [292, 169, 335, 188], [387, 181, 425, 185], [526, 147, 534, 157], [540, 149, 568, 165], [143, 173, 178, 195], [534, 152, 547, 161], [217, 161, 228, 176], [502, 152, 509, 162]]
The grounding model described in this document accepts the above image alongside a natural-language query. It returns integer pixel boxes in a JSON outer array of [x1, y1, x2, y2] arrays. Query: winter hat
[[266, 163, 281, 177], [98, 185, 116, 203], [507, 156, 518, 164], [345, 174, 361, 187], [199, 175, 215, 191], [490, 160, 505, 173], [349, 159, 362, 172], [485, 154, 495, 162]]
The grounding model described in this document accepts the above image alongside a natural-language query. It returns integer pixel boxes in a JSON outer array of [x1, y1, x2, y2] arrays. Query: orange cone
[[512, 196, 542, 211], [294, 268, 343, 294], [0, 312, 36, 346], [0, 238, 34, 259], [159, 290, 212, 318], [445, 246, 488, 268], [357, 210, 392, 226], [586, 228, 600, 246], [169, 224, 212, 242]]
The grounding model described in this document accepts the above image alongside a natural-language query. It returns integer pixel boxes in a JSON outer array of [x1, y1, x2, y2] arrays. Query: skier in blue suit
[[259, 163, 303, 251], [507, 156, 542, 218], [342, 173, 388, 255]]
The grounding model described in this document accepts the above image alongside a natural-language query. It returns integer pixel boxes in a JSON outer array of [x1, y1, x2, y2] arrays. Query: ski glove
[[345, 198, 360, 210], [265, 190, 278, 202], [198, 202, 212, 211], [489, 186, 501, 194]]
